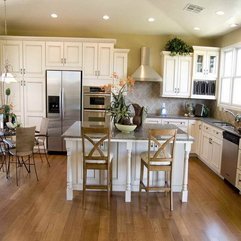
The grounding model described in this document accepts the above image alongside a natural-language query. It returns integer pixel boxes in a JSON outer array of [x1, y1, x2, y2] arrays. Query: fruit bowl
[[115, 123, 137, 133]]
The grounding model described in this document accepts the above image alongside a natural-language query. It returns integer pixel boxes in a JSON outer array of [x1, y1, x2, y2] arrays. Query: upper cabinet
[[191, 46, 220, 100], [1, 40, 45, 78], [46, 41, 82, 68], [160, 51, 192, 98], [113, 49, 129, 80], [83, 42, 114, 80]]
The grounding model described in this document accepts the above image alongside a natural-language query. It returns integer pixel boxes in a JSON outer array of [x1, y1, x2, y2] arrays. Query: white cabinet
[[46, 41, 82, 67], [83, 42, 114, 80], [236, 147, 241, 191], [192, 46, 219, 80], [199, 123, 223, 174], [1, 40, 45, 127], [161, 51, 192, 98], [1, 40, 45, 78], [191, 46, 220, 100], [113, 49, 129, 80]]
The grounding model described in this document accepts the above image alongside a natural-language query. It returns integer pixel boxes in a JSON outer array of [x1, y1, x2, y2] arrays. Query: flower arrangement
[[102, 73, 135, 125]]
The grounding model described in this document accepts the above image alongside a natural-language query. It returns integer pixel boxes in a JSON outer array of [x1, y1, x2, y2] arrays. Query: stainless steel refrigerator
[[46, 70, 82, 153]]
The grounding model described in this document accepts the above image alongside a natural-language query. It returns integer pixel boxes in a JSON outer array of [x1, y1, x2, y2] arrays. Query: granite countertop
[[62, 121, 194, 142]]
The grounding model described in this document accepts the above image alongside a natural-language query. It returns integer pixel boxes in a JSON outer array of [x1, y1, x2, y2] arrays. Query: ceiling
[[0, 0, 241, 37]]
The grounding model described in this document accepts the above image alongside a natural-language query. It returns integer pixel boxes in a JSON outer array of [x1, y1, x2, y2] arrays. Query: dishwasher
[[221, 131, 240, 186]]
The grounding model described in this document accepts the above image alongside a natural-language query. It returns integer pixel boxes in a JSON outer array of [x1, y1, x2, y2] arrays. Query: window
[[219, 44, 241, 110]]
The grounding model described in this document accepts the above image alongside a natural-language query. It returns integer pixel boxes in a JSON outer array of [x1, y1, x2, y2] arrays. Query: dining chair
[[7, 126, 38, 186], [35, 117, 50, 166], [139, 128, 177, 211], [81, 126, 113, 207], [0, 138, 7, 175]]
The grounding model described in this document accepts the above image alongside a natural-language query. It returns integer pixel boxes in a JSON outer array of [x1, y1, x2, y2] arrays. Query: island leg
[[182, 142, 192, 202], [125, 141, 133, 202], [66, 141, 73, 200]]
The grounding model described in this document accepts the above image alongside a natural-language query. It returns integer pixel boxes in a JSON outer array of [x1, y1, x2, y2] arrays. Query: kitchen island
[[62, 121, 194, 202]]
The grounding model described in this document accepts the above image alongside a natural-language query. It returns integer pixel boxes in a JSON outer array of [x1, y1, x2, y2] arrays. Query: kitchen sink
[[211, 121, 233, 127], [211, 121, 241, 135]]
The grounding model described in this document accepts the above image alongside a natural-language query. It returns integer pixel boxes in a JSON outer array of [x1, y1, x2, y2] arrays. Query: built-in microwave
[[83, 86, 111, 110]]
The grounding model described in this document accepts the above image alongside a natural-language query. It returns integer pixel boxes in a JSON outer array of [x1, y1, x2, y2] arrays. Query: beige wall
[[213, 27, 241, 47]]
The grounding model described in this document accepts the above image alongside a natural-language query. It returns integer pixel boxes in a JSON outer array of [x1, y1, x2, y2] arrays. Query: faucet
[[223, 108, 241, 123]]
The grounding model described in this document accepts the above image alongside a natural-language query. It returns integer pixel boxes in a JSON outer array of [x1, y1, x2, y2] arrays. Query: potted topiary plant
[[164, 37, 193, 56]]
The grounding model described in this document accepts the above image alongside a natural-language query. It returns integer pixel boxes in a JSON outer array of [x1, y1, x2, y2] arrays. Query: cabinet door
[[206, 51, 219, 80], [162, 55, 178, 96], [193, 50, 206, 79], [176, 56, 191, 97], [200, 131, 211, 162], [64, 42, 82, 67], [113, 50, 128, 79], [2, 40, 22, 78], [46, 41, 63, 66], [23, 41, 45, 78], [23, 77, 45, 127], [210, 136, 222, 173], [83, 42, 98, 79], [98, 43, 113, 79], [5, 81, 24, 124]]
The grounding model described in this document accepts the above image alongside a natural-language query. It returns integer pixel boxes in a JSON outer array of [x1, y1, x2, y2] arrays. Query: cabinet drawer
[[211, 127, 223, 139], [236, 169, 241, 190], [162, 119, 188, 126], [202, 123, 223, 139], [145, 118, 162, 124]]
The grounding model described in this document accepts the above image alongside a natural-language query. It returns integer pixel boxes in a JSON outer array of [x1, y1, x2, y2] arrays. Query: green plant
[[164, 37, 193, 56], [107, 74, 135, 125], [110, 85, 132, 125]]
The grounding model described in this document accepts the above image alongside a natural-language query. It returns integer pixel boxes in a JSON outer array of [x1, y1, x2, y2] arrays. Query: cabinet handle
[[61, 58, 63, 64], [209, 138, 212, 144], [64, 58, 66, 64], [23, 68, 26, 75]]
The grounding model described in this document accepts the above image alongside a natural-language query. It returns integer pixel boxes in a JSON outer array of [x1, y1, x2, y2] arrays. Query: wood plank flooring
[[1, 155, 241, 241]]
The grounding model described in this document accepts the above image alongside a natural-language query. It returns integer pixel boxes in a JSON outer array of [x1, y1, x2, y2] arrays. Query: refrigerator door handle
[[62, 88, 65, 119]]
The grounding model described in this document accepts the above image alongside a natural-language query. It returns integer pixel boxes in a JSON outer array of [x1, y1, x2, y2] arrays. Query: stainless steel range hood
[[132, 47, 162, 82]]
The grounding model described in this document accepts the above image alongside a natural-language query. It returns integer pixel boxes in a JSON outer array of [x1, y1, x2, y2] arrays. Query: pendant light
[[1, 0, 17, 83]]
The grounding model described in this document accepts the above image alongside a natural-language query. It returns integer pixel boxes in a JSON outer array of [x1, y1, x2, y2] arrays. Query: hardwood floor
[[1, 155, 241, 241]]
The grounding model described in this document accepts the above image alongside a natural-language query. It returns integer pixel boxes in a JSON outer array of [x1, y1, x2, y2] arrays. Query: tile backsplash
[[126, 82, 214, 116]]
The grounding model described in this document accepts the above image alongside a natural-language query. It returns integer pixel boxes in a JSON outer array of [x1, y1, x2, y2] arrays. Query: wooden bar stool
[[81, 126, 113, 207], [139, 128, 177, 211]]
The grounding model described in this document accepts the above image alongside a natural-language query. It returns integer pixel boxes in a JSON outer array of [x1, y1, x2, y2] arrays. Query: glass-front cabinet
[[191, 46, 220, 100], [193, 47, 219, 80]]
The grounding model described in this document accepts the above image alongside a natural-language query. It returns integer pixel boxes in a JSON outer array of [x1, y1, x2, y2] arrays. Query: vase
[[132, 103, 144, 127]]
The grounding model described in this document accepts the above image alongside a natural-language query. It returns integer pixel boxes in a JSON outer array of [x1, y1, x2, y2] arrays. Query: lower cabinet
[[236, 149, 241, 191], [199, 123, 223, 174]]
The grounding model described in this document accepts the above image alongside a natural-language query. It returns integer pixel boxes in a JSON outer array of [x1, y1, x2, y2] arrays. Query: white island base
[[64, 124, 192, 203]]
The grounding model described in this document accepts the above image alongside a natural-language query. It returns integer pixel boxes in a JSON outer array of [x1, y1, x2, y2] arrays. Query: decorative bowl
[[115, 123, 137, 133]]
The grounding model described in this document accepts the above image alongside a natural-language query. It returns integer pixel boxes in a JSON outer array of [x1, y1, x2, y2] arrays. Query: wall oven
[[83, 86, 111, 123]]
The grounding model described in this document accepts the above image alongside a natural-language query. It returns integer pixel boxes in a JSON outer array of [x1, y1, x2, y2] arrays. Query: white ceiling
[[0, 0, 241, 37]]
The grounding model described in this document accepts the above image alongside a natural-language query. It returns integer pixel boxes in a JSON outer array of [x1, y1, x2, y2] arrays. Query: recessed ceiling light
[[216, 11, 224, 16], [230, 23, 238, 28], [103, 15, 110, 20], [148, 17, 155, 22], [194, 27, 200, 31], [51, 13, 58, 18]]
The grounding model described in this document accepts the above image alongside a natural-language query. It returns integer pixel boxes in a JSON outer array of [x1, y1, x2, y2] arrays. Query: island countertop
[[62, 121, 194, 142]]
